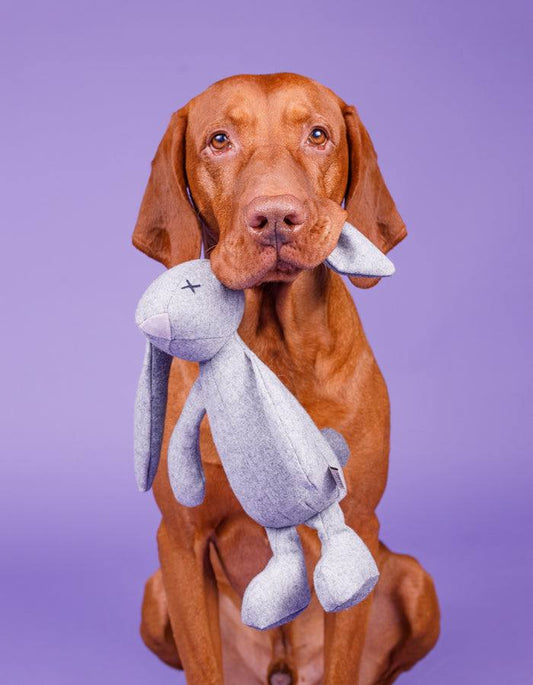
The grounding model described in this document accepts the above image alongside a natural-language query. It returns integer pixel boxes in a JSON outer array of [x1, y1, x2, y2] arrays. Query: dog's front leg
[[157, 520, 223, 685], [322, 511, 380, 684]]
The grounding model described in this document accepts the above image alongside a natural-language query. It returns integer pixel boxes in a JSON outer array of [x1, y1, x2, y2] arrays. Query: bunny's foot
[[307, 502, 379, 612], [241, 526, 311, 631]]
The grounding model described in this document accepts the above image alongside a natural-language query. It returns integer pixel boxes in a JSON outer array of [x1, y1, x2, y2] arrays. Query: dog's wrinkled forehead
[[187, 75, 345, 145], [136, 259, 244, 341]]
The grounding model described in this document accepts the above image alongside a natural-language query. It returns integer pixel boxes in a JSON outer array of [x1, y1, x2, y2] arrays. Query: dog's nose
[[139, 312, 171, 340], [245, 195, 307, 244]]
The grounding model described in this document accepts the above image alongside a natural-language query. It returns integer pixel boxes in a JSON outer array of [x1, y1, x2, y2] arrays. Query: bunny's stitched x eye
[[209, 132, 231, 151], [181, 279, 202, 293], [308, 128, 328, 146]]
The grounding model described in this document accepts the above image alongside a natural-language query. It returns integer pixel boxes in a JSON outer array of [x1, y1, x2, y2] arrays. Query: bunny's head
[[136, 259, 245, 362]]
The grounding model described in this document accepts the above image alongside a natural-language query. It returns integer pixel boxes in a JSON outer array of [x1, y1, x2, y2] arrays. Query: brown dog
[[132, 73, 440, 685]]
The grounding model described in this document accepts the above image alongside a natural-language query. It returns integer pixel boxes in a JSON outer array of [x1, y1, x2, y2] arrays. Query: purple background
[[2, 0, 532, 682]]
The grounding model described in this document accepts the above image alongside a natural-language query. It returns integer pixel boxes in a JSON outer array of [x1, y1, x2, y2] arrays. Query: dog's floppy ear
[[342, 105, 407, 289], [132, 106, 202, 267]]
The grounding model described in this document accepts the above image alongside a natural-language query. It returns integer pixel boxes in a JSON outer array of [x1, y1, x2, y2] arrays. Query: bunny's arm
[[168, 377, 207, 507], [134, 342, 172, 491]]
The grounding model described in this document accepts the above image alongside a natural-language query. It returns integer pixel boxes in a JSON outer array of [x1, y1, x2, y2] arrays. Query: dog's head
[[133, 73, 406, 289]]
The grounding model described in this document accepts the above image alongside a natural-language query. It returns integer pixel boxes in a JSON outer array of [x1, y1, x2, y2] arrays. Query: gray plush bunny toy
[[134, 221, 395, 631]]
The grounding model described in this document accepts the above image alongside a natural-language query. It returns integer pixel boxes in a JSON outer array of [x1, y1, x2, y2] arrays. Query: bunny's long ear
[[325, 221, 395, 278], [134, 342, 172, 491]]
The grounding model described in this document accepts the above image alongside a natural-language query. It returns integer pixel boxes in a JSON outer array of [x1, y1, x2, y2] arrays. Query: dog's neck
[[243, 267, 329, 338], [238, 267, 363, 391]]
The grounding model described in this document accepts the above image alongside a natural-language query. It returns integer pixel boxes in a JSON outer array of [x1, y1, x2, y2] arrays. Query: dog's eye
[[308, 128, 328, 146], [209, 132, 231, 151]]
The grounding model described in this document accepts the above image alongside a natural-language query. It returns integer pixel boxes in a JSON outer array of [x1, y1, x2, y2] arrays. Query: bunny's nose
[[139, 313, 171, 340]]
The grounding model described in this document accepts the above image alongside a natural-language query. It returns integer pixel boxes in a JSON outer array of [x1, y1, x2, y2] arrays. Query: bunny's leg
[[241, 525, 311, 631], [306, 501, 379, 613]]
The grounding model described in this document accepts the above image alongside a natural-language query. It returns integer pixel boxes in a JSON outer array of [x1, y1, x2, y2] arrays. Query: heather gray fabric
[[325, 221, 395, 277], [321, 427, 350, 467], [134, 229, 392, 629], [307, 501, 379, 611], [167, 378, 206, 507], [197, 334, 345, 527], [241, 501, 379, 629], [135, 258, 244, 362], [134, 341, 172, 491], [241, 526, 311, 630]]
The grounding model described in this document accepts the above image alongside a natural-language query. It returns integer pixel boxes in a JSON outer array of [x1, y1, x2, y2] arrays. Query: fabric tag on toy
[[328, 465, 344, 490]]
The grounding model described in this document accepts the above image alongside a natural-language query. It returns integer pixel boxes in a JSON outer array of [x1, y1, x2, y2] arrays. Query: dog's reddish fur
[[133, 73, 440, 684]]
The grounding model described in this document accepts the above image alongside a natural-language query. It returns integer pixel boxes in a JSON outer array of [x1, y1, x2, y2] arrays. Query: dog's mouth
[[249, 216, 340, 285], [254, 254, 303, 284], [211, 241, 309, 289], [210, 205, 347, 290], [275, 259, 301, 274], [242, 237, 325, 287]]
